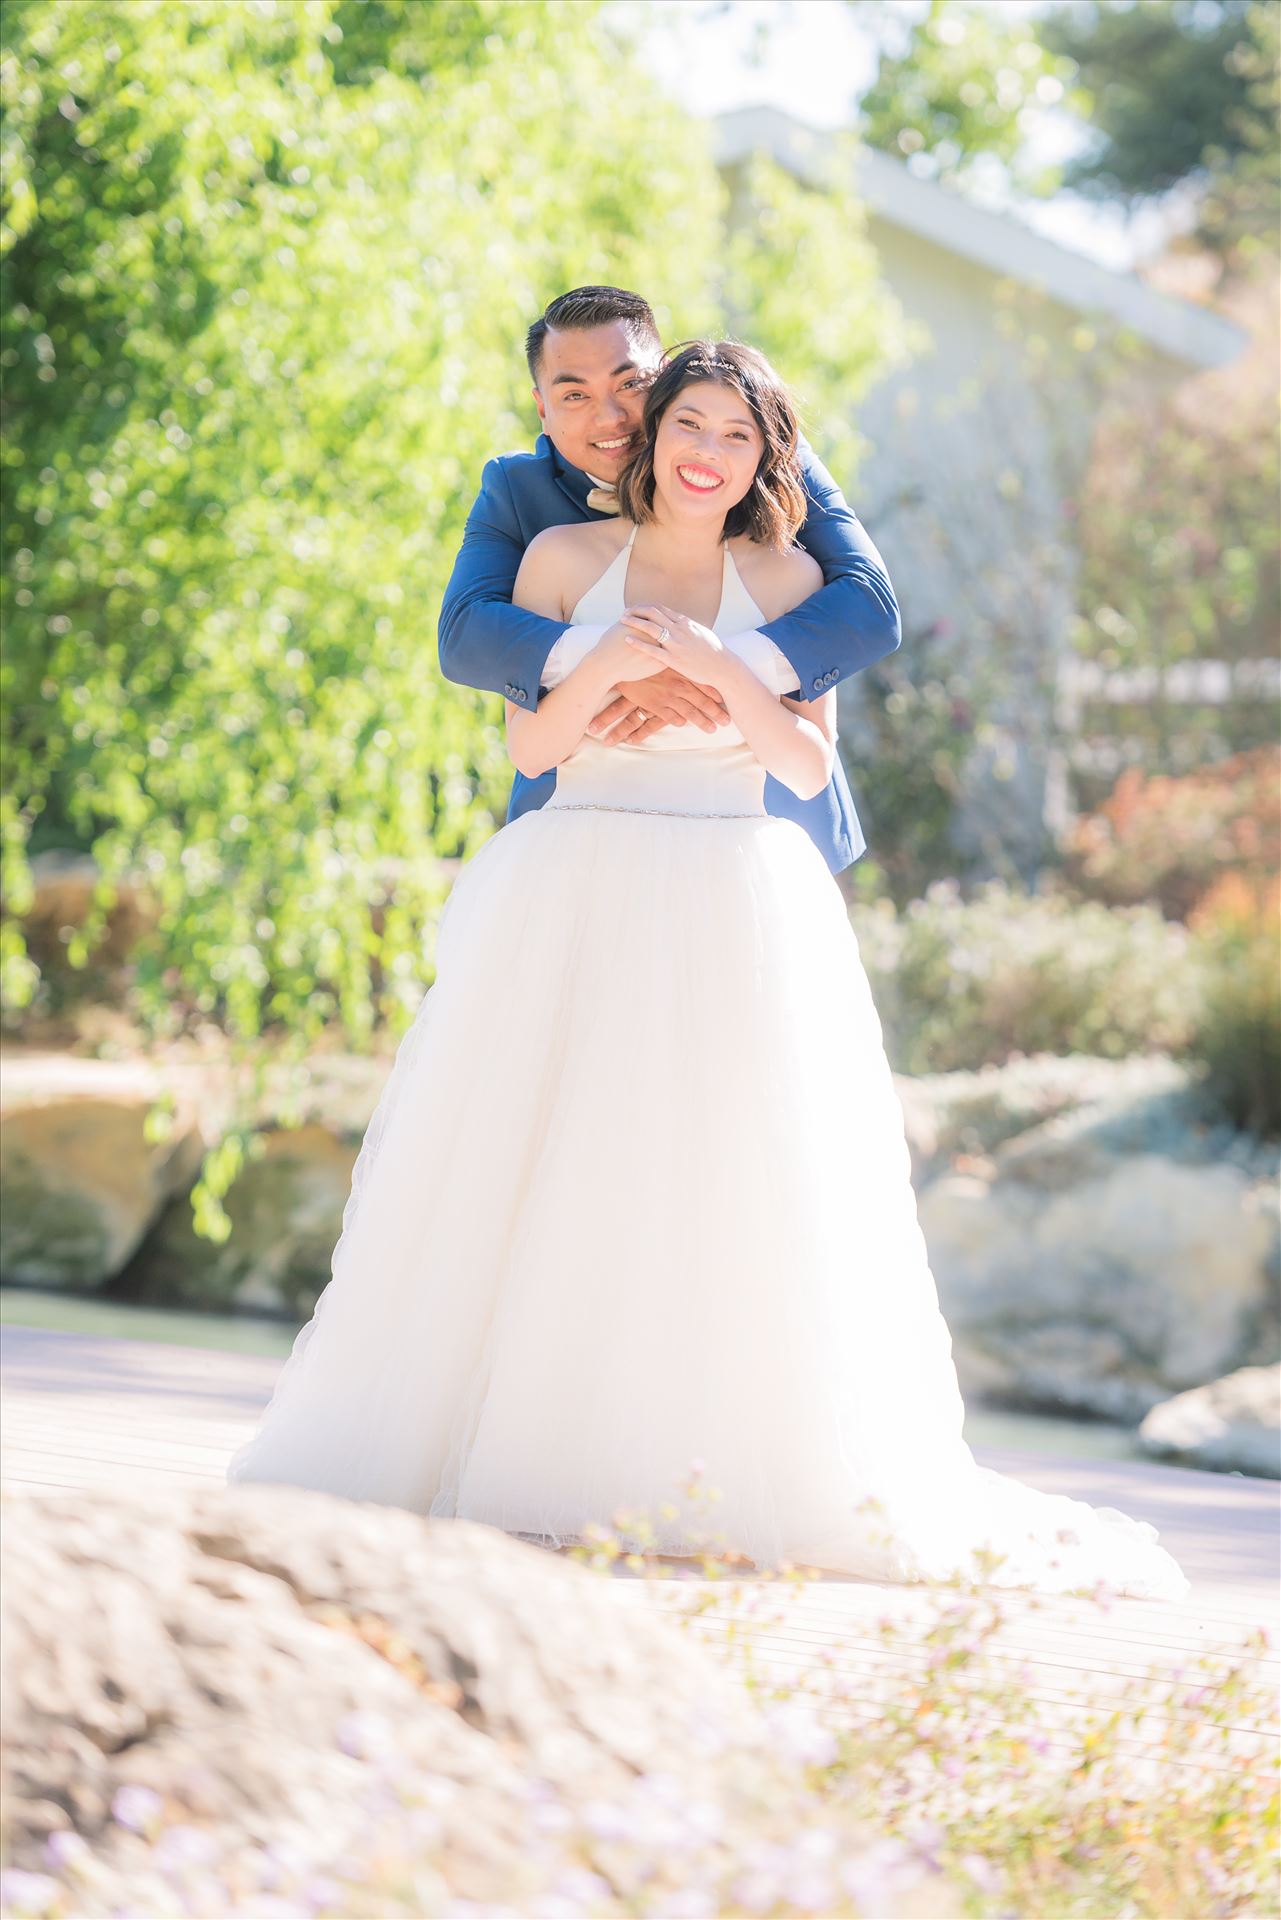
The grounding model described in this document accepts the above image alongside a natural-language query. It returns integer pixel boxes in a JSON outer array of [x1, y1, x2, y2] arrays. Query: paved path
[[4, 1324, 1277, 1782]]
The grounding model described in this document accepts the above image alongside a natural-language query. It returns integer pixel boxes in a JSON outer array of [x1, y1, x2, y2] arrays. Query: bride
[[227, 340, 1189, 1602]]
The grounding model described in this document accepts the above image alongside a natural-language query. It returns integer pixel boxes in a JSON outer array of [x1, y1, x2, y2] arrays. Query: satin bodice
[[547, 527, 778, 818]]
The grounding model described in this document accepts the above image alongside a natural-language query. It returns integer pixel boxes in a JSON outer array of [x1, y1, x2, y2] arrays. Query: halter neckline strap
[[569, 524, 764, 631], [621, 521, 732, 582]]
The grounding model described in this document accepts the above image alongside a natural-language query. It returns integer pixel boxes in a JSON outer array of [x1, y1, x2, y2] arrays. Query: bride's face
[[652, 380, 765, 522]]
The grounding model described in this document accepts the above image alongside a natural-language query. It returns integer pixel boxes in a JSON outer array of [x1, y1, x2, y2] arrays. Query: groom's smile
[[530, 316, 660, 482]]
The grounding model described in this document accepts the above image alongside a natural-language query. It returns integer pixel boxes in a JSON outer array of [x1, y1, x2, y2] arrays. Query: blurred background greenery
[[2, 0, 1277, 1255]]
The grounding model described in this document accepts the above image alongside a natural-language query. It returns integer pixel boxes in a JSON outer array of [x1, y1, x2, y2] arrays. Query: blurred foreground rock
[[0, 1485, 955, 1919], [1138, 1364, 1281, 1478]]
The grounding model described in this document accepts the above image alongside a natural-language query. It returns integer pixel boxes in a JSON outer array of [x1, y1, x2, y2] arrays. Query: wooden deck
[[4, 1324, 1277, 1784]]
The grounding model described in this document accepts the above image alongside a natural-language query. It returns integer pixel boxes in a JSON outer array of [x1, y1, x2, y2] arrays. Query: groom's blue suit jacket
[[437, 433, 902, 873]]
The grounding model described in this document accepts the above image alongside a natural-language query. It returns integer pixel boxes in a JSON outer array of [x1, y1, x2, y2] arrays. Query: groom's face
[[532, 321, 660, 481]]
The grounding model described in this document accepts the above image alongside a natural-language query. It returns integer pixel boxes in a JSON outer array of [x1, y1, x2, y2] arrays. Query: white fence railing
[[1044, 656, 1279, 829], [1055, 656, 1281, 717]]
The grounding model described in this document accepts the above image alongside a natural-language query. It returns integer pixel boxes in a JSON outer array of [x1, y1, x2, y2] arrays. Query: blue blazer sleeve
[[436, 458, 567, 713], [760, 441, 902, 699]]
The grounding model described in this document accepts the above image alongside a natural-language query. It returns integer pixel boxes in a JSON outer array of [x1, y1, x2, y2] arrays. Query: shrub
[[1063, 745, 1281, 923], [851, 880, 1201, 1075], [1186, 873, 1281, 1137]]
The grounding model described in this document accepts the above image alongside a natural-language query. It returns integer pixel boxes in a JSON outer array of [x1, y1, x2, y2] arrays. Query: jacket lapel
[[541, 434, 605, 522]]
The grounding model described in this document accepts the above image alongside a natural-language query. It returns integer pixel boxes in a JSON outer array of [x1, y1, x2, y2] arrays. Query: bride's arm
[[503, 530, 661, 779], [619, 547, 837, 800], [623, 602, 836, 800], [717, 659, 837, 802]]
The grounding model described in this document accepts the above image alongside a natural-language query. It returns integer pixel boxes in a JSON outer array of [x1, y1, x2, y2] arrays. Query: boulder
[[0, 1485, 953, 1918], [892, 1074, 939, 1182], [1138, 1365, 1281, 1478], [11, 850, 157, 981], [0, 1053, 205, 1289], [120, 1124, 359, 1316], [905, 1052, 1195, 1184], [918, 1081, 1280, 1422], [0, 1043, 391, 1310]]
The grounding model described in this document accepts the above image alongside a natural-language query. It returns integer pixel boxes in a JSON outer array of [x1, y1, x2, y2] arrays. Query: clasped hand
[[587, 605, 732, 746]]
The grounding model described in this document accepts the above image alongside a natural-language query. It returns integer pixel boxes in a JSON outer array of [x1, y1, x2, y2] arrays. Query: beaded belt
[[548, 802, 764, 820]]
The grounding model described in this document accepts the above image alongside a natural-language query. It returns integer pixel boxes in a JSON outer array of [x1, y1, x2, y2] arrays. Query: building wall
[[841, 217, 1181, 879]]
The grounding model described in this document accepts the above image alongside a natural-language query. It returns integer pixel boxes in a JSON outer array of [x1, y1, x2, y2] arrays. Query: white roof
[[714, 105, 1246, 371]]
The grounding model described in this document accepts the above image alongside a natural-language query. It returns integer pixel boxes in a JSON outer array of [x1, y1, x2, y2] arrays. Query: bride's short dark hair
[[616, 340, 808, 550]]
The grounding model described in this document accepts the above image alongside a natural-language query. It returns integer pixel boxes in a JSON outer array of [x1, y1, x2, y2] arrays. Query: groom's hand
[[588, 669, 731, 745]]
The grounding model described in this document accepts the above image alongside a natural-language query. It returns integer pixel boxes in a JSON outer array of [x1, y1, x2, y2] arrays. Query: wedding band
[[657, 627, 671, 644], [635, 709, 646, 723]]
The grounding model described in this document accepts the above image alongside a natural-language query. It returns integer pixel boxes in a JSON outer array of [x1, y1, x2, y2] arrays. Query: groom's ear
[[532, 385, 547, 426]]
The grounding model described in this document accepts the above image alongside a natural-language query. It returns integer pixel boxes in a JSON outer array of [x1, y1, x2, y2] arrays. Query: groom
[[438, 285, 902, 874]]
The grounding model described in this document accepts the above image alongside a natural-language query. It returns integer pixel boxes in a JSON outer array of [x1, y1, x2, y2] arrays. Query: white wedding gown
[[227, 532, 1190, 1601]]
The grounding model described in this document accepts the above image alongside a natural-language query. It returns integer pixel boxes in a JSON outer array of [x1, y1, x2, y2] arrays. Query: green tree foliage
[[324, 0, 533, 86], [0, 0, 724, 1034], [2, 0, 901, 1233], [1040, 0, 1280, 262], [854, 0, 1278, 262], [852, 0, 1086, 194]]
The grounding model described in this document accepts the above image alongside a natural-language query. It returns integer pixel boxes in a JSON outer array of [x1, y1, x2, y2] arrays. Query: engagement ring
[[657, 627, 671, 644]]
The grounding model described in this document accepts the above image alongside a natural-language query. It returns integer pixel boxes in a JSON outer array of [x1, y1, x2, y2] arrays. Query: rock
[[0, 1053, 205, 1288], [918, 1082, 1280, 1422], [12, 850, 157, 979], [1138, 1365, 1281, 1478], [905, 1052, 1196, 1184], [0, 1041, 393, 1311], [119, 1124, 359, 1316], [0, 1485, 955, 1918], [893, 1074, 939, 1181]]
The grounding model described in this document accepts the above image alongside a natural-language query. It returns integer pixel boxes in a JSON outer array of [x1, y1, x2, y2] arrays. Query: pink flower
[[109, 1784, 163, 1837], [40, 1833, 88, 1874], [0, 1871, 61, 1918]]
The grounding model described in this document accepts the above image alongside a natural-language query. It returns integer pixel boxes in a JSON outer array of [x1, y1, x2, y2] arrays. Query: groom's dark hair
[[525, 286, 661, 384]]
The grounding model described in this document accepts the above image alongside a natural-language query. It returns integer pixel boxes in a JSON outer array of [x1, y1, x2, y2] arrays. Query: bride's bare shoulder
[[514, 519, 630, 619], [524, 519, 627, 565], [729, 536, 824, 622]]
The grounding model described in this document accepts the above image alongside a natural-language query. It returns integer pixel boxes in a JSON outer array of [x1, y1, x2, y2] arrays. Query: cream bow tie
[[585, 484, 622, 515]]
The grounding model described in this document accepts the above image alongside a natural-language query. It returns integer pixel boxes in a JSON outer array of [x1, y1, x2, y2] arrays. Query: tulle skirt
[[227, 806, 1190, 1601]]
